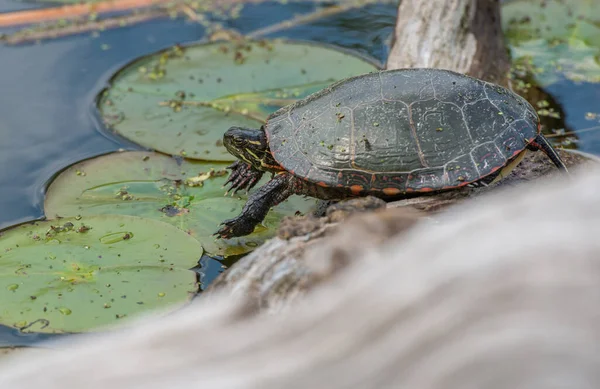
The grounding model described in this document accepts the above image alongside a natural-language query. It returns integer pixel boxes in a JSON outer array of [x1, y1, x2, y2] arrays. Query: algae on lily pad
[[44, 151, 317, 257], [97, 39, 380, 161], [0, 214, 202, 334], [502, 0, 600, 85]]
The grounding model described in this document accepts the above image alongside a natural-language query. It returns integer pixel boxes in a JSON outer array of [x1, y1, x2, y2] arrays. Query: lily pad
[[0, 214, 202, 334], [97, 39, 380, 161], [502, 0, 600, 85], [44, 151, 317, 257]]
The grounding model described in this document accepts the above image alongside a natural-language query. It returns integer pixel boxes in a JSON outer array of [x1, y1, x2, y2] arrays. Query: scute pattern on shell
[[266, 68, 539, 193]]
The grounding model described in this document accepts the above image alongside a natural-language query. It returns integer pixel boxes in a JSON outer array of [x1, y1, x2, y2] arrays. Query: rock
[[206, 198, 424, 312], [276, 196, 388, 240]]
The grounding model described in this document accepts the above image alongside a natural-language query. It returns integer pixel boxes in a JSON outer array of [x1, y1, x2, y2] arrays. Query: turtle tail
[[528, 134, 569, 173]]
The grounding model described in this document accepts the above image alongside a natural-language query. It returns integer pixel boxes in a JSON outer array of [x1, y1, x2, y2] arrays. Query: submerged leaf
[[97, 39, 379, 160]]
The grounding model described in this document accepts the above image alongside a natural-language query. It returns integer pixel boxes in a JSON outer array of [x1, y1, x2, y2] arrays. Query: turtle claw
[[215, 217, 256, 239], [223, 161, 264, 195], [223, 161, 243, 188]]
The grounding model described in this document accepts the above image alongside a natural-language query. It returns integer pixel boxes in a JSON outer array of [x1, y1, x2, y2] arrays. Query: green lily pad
[[44, 151, 317, 257], [502, 0, 600, 85], [97, 39, 380, 161], [0, 214, 202, 334]]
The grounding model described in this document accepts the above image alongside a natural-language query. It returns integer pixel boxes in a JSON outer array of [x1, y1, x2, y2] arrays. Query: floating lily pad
[[0, 214, 202, 334], [97, 39, 380, 161], [502, 0, 600, 85], [44, 151, 316, 257]]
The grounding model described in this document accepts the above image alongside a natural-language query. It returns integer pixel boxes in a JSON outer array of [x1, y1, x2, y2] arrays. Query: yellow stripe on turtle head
[[245, 148, 260, 161]]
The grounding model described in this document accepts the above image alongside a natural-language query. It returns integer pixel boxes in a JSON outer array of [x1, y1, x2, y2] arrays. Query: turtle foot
[[223, 161, 263, 195], [214, 216, 258, 239]]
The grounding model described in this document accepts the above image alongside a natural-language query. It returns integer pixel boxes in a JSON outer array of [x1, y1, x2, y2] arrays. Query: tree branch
[[386, 0, 510, 85]]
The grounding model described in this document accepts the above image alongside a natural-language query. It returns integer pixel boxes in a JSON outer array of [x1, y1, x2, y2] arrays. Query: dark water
[[545, 80, 600, 153], [0, 9, 200, 230], [0, 0, 598, 345]]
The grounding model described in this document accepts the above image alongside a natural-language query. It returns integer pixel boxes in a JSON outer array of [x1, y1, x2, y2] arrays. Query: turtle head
[[223, 126, 278, 171]]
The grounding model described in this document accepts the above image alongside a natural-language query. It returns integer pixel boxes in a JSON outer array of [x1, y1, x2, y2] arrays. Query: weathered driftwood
[[386, 0, 510, 85], [204, 197, 425, 313], [1, 162, 600, 388], [204, 149, 597, 311]]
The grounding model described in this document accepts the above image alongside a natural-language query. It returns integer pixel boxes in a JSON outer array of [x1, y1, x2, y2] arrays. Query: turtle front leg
[[223, 161, 264, 194], [216, 172, 297, 239]]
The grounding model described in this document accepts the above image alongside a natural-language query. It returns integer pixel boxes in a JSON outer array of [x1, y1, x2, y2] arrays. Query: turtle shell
[[265, 68, 539, 195]]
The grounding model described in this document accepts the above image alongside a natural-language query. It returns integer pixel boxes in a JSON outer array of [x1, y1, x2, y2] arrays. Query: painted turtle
[[215, 68, 567, 239]]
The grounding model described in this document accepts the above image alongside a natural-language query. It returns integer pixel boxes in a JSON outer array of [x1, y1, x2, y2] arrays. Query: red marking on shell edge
[[405, 188, 415, 193], [441, 181, 471, 190], [382, 187, 401, 196], [317, 181, 328, 187], [350, 185, 363, 195], [537, 122, 542, 134], [419, 187, 434, 193], [490, 166, 500, 173]]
